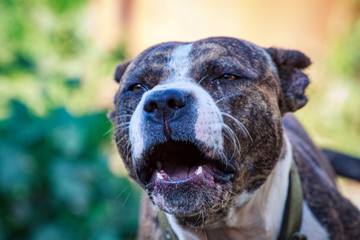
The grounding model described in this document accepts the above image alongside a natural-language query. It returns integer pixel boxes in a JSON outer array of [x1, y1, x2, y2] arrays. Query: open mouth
[[137, 140, 236, 189]]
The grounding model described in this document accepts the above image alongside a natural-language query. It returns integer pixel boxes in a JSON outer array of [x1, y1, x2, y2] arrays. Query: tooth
[[196, 166, 203, 175], [157, 172, 164, 179], [159, 170, 170, 180], [156, 161, 162, 169]]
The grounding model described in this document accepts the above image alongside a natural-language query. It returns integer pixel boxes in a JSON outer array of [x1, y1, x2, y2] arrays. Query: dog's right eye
[[129, 83, 147, 92], [219, 74, 237, 81]]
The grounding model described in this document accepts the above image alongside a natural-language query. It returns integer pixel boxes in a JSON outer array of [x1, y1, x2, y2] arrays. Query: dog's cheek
[[114, 127, 137, 180], [114, 93, 145, 180], [229, 91, 283, 193]]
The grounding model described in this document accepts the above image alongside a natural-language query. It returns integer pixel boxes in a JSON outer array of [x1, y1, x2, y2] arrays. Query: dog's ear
[[107, 110, 117, 123], [266, 48, 311, 115], [107, 91, 118, 123], [114, 60, 131, 83], [109, 61, 131, 123]]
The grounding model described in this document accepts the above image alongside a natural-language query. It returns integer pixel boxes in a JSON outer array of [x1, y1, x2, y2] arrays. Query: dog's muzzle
[[127, 82, 236, 215]]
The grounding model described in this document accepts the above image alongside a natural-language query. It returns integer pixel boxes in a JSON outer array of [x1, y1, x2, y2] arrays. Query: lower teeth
[[195, 166, 203, 175]]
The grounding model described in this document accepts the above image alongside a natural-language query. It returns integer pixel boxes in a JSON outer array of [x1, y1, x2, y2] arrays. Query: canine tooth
[[159, 170, 170, 180], [157, 172, 164, 179], [156, 161, 162, 169], [195, 166, 203, 175]]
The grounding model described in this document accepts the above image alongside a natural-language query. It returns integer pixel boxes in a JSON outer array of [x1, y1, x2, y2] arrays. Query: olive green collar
[[157, 159, 307, 240], [278, 158, 307, 240], [157, 211, 178, 240]]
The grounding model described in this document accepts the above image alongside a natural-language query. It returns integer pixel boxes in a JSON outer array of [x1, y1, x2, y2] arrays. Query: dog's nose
[[143, 89, 187, 122]]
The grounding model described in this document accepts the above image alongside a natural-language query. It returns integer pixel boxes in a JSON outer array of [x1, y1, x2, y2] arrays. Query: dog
[[108, 37, 360, 240]]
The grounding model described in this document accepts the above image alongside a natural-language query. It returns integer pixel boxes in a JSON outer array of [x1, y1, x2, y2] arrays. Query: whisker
[[116, 133, 129, 145], [215, 93, 242, 104], [221, 112, 253, 142], [121, 191, 132, 208], [125, 140, 132, 161], [115, 130, 130, 145], [114, 122, 130, 129], [103, 127, 115, 137], [114, 127, 130, 137], [222, 123, 241, 160], [115, 185, 131, 201], [122, 108, 135, 113], [112, 114, 133, 120], [197, 75, 208, 86]]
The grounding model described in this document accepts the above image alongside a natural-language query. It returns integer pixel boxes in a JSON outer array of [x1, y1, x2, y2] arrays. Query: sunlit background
[[0, 0, 359, 239]]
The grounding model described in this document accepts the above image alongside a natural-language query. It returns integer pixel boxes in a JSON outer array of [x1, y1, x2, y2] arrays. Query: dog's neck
[[166, 134, 293, 240]]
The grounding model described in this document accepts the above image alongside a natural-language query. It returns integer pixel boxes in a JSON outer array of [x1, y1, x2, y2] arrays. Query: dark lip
[[135, 139, 236, 188], [145, 166, 234, 190]]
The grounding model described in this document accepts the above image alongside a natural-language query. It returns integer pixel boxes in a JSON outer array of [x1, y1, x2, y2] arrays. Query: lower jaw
[[150, 181, 229, 225], [152, 183, 214, 209], [176, 212, 209, 227]]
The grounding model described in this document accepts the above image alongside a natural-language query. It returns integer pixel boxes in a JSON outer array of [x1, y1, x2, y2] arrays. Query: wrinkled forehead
[[123, 37, 274, 86]]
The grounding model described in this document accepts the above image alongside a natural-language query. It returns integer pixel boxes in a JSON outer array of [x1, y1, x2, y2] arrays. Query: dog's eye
[[129, 83, 146, 92], [219, 74, 237, 81]]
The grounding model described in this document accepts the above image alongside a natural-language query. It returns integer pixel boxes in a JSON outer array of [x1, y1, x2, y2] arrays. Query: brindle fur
[[109, 37, 360, 239]]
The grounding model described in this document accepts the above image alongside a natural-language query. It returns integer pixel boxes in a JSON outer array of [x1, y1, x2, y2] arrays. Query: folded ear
[[107, 110, 117, 123], [109, 61, 131, 123], [114, 60, 132, 83], [266, 48, 311, 115]]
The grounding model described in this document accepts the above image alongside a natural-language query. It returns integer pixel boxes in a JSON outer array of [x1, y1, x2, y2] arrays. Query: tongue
[[161, 160, 190, 179]]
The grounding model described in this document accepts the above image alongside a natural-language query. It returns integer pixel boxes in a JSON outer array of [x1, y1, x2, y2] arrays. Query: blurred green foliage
[[0, 0, 140, 239], [0, 0, 125, 117], [0, 101, 141, 240]]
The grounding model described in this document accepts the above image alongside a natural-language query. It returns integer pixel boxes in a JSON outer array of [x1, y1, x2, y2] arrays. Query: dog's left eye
[[129, 83, 147, 92], [219, 74, 237, 81]]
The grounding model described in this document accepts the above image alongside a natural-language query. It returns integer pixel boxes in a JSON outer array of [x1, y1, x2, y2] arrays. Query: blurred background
[[0, 0, 359, 239]]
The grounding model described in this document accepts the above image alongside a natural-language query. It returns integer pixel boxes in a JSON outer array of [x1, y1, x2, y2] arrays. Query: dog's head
[[109, 37, 310, 226]]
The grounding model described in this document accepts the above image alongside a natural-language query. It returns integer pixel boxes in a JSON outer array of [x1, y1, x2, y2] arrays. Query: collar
[[278, 157, 307, 240], [157, 158, 307, 240]]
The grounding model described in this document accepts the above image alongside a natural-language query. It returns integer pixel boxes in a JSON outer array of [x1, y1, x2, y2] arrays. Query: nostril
[[144, 101, 158, 113], [143, 89, 187, 117], [168, 98, 177, 109], [167, 97, 186, 110]]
